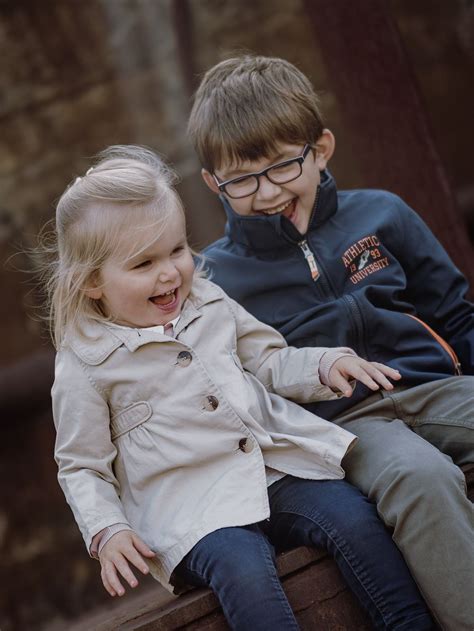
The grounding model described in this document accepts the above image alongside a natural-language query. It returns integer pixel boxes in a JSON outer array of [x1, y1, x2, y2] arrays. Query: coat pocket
[[110, 401, 153, 440]]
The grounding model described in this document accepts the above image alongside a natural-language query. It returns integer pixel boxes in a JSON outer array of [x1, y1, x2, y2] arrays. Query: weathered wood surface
[[64, 465, 473, 631], [66, 547, 372, 631]]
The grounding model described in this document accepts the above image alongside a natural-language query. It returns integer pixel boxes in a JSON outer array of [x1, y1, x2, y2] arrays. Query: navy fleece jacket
[[203, 170, 474, 419]]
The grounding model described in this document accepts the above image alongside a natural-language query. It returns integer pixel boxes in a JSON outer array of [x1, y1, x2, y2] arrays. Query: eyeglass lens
[[225, 160, 302, 198]]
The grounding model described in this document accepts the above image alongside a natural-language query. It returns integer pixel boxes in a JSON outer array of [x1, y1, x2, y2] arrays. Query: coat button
[[202, 395, 219, 411], [238, 438, 253, 453], [176, 351, 192, 367]]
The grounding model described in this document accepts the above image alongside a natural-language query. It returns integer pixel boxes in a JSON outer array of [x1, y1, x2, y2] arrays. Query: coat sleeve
[[225, 294, 348, 402], [52, 349, 130, 554], [392, 198, 474, 374]]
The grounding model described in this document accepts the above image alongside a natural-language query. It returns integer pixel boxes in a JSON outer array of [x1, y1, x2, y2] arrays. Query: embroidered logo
[[342, 235, 390, 284]]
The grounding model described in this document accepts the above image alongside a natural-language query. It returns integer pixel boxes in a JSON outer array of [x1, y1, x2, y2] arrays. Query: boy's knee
[[372, 451, 467, 523]]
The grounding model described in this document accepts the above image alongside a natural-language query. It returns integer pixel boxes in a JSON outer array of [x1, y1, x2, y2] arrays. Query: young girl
[[49, 146, 433, 630]]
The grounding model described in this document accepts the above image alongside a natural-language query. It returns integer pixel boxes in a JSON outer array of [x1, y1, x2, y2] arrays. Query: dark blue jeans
[[173, 476, 434, 631]]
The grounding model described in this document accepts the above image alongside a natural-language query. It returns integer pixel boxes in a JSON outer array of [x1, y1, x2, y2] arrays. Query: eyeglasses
[[213, 144, 312, 199]]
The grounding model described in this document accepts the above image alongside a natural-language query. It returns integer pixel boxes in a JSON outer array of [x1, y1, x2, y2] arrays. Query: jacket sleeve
[[225, 294, 349, 402], [52, 349, 130, 554], [393, 198, 474, 374]]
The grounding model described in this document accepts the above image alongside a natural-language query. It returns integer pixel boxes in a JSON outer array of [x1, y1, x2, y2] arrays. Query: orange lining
[[406, 314, 461, 375]]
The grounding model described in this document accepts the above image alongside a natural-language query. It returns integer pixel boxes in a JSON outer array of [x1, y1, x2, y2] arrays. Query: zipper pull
[[299, 240, 320, 281], [455, 361, 462, 376]]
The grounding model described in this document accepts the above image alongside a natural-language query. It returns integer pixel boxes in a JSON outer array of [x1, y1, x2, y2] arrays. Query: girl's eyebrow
[[127, 236, 187, 263]]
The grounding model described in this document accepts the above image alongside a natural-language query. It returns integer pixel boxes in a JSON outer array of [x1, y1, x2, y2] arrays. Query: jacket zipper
[[295, 184, 322, 282], [406, 314, 462, 375], [344, 294, 368, 357], [298, 239, 320, 281]]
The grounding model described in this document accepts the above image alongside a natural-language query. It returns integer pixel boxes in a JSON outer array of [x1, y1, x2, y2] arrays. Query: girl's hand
[[328, 356, 401, 397], [99, 530, 155, 597]]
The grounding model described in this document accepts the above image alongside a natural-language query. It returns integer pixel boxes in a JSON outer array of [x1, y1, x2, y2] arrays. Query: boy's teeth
[[264, 199, 293, 215]]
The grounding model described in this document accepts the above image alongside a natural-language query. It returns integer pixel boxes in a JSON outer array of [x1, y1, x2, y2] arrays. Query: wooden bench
[[65, 465, 474, 631]]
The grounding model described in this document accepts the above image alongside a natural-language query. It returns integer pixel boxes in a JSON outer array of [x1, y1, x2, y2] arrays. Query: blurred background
[[1, 1, 473, 629]]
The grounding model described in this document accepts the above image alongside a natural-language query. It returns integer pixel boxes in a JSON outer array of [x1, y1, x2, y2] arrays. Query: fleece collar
[[222, 169, 338, 252]]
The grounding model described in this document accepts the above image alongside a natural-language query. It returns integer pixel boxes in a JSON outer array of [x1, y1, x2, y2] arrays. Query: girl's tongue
[[150, 290, 175, 305]]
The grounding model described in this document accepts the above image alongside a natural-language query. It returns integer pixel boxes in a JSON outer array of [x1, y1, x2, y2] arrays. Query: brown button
[[202, 395, 219, 411], [176, 351, 192, 367], [238, 438, 254, 453]]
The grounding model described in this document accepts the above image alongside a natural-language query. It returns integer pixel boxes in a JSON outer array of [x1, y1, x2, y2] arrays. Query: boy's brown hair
[[188, 55, 325, 173]]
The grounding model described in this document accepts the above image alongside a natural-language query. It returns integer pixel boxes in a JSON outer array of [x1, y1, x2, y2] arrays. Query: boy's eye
[[269, 161, 295, 175], [229, 175, 252, 188]]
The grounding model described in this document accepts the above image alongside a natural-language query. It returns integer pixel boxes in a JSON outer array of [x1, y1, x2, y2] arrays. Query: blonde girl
[[48, 146, 433, 631]]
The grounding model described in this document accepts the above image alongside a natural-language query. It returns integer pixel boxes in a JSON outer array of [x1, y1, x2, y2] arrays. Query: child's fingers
[[113, 556, 139, 589], [131, 533, 156, 560], [329, 371, 353, 397], [371, 362, 402, 380], [356, 363, 399, 391], [101, 561, 125, 597], [124, 545, 152, 576], [349, 366, 382, 391]]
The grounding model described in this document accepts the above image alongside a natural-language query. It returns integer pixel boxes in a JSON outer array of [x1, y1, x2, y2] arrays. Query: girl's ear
[[83, 273, 103, 300], [84, 286, 102, 300], [315, 129, 336, 170], [201, 168, 221, 194]]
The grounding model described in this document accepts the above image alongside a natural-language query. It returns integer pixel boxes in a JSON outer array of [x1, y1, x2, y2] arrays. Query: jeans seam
[[255, 530, 299, 629], [277, 508, 393, 628]]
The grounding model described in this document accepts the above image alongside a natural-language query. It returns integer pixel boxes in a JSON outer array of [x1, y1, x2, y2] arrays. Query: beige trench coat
[[52, 278, 356, 590]]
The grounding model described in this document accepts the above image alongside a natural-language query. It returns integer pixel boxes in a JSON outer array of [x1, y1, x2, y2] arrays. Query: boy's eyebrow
[[217, 150, 289, 179]]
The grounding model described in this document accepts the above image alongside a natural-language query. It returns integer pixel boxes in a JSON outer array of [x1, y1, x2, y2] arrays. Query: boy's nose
[[255, 175, 282, 201]]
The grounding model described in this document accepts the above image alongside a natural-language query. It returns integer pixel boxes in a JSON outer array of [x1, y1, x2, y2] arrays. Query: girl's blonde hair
[[42, 145, 188, 349]]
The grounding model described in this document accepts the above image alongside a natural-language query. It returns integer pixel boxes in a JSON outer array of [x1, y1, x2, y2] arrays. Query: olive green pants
[[334, 376, 474, 631]]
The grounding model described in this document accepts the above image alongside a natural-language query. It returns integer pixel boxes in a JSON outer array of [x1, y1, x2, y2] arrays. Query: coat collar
[[222, 169, 338, 252], [67, 278, 223, 365]]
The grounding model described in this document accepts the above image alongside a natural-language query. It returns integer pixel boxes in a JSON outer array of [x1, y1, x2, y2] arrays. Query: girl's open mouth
[[149, 288, 180, 311]]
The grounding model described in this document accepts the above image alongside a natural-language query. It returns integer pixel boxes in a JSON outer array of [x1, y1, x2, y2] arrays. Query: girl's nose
[[158, 263, 179, 283]]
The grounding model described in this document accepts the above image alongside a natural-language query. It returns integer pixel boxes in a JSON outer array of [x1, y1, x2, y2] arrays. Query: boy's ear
[[201, 168, 221, 194], [314, 129, 336, 170]]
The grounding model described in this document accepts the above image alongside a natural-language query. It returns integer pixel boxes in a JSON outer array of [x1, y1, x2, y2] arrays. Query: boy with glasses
[[188, 54, 474, 630]]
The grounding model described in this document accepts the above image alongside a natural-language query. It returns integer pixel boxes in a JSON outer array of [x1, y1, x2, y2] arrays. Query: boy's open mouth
[[149, 288, 178, 307], [260, 198, 297, 222]]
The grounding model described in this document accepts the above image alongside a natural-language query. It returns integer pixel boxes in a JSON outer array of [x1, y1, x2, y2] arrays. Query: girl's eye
[[134, 260, 152, 269], [172, 246, 185, 255]]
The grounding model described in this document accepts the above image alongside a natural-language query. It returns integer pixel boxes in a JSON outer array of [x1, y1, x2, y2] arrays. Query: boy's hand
[[328, 356, 401, 397], [99, 530, 155, 597]]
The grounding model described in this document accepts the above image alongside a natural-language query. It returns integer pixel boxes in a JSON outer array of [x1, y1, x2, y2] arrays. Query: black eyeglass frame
[[213, 144, 312, 199]]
